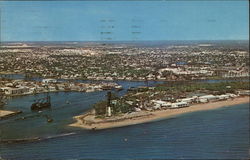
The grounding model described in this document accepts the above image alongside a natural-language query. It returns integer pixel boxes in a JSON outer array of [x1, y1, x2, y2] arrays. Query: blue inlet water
[[0, 80, 249, 160]]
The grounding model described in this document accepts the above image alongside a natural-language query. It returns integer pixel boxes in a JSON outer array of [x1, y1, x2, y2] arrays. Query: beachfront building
[[151, 100, 172, 109], [237, 90, 250, 96], [217, 94, 230, 100], [153, 104, 161, 110], [198, 95, 218, 103], [171, 102, 189, 108], [177, 96, 198, 104], [226, 93, 237, 98]]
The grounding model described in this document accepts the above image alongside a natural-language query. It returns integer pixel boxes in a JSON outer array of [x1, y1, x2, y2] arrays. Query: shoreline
[[69, 96, 249, 130]]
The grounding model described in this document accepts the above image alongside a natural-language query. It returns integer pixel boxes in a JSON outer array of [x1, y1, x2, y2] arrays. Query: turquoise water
[[0, 79, 249, 159]]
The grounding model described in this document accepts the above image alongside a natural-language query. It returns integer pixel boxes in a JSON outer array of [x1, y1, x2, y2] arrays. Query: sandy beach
[[0, 110, 15, 117], [0, 110, 22, 119], [69, 96, 249, 130]]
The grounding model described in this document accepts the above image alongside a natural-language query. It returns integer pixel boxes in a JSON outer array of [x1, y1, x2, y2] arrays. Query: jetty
[[0, 110, 22, 120], [0, 137, 41, 144]]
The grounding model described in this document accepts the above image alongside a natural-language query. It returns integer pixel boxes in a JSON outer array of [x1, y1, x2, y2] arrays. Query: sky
[[0, 0, 249, 41]]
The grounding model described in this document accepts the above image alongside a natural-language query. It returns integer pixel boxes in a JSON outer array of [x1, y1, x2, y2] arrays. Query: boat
[[115, 85, 123, 91], [46, 115, 53, 123], [47, 118, 53, 123], [31, 94, 51, 111]]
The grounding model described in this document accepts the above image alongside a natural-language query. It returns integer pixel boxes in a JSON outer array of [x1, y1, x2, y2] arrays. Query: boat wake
[[44, 132, 77, 140]]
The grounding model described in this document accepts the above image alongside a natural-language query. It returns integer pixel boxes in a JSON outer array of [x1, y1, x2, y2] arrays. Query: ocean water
[[0, 103, 249, 160], [0, 80, 249, 160]]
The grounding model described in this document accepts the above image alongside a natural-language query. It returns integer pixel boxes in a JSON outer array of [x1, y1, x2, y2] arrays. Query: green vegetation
[[94, 100, 134, 116], [93, 92, 135, 116], [94, 101, 107, 116], [154, 81, 249, 94]]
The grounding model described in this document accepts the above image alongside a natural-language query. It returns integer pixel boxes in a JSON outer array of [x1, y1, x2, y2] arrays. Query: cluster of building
[[0, 78, 122, 96], [97, 88, 250, 117], [118, 91, 249, 114], [149, 93, 237, 110], [0, 42, 249, 81]]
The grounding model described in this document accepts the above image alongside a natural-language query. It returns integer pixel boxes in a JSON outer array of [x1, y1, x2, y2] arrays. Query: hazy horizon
[[1, 39, 249, 43]]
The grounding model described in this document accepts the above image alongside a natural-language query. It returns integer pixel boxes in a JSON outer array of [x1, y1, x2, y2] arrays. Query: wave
[[44, 132, 77, 140]]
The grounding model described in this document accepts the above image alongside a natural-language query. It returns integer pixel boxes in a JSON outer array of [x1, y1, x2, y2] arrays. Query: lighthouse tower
[[106, 91, 112, 117]]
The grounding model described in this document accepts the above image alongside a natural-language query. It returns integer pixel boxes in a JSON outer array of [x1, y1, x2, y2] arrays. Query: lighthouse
[[106, 91, 112, 117], [107, 106, 112, 117]]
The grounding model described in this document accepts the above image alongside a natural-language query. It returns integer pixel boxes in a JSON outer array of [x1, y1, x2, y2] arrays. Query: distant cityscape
[[0, 41, 249, 82]]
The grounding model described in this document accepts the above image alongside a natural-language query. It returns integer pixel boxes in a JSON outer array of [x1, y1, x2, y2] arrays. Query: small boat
[[44, 115, 53, 123], [47, 117, 53, 123], [115, 85, 123, 91], [66, 100, 70, 104], [31, 95, 51, 111]]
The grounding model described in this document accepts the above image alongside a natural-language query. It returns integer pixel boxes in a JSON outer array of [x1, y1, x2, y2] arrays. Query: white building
[[153, 104, 161, 110], [178, 96, 197, 104], [218, 94, 230, 100], [0, 87, 29, 95], [237, 90, 250, 96], [226, 93, 237, 98], [151, 100, 172, 108], [42, 79, 57, 83], [198, 95, 218, 103], [171, 102, 189, 108]]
